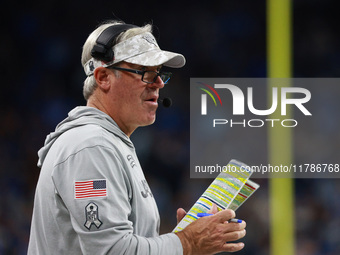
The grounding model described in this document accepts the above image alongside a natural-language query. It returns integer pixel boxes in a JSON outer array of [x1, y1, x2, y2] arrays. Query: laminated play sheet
[[173, 159, 259, 232]]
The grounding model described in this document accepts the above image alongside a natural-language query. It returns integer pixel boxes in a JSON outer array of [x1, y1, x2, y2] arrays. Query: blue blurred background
[[1, 0, 340, 254]]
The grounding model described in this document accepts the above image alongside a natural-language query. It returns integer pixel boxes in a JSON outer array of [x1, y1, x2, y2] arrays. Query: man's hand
[[175, 209, 246, 255]]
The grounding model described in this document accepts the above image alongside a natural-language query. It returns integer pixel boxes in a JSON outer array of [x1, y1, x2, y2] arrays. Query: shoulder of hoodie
[[60, 123, 119, 146], [51, 123, 125, 164]]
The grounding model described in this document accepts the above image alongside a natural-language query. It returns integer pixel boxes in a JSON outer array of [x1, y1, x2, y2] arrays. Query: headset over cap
[[84, 24, 186, 76]]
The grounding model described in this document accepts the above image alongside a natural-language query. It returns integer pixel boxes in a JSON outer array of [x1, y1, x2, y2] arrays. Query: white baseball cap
[[84, 32, 186, 76]]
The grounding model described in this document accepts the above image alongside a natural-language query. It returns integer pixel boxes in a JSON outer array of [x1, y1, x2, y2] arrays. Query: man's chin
[[140, 114, 156, 127]]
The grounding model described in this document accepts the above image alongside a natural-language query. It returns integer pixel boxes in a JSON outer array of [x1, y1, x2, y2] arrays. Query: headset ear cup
[[91, 45, 106, 60], [91, 45, 114, 62], [90, 24, 138, 62]]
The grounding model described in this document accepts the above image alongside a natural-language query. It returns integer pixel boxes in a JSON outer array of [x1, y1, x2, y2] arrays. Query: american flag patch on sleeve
[[74, 179, 107, 199]]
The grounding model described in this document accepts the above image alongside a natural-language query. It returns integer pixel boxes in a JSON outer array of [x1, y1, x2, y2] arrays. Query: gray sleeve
[[51, 145, 183, 255]]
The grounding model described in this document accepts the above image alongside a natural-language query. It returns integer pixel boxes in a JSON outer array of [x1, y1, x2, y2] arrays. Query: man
[[28, 21, 246, 254]]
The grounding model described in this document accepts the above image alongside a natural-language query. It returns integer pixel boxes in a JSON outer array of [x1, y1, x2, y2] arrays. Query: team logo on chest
[[141, 180, 153, 198]]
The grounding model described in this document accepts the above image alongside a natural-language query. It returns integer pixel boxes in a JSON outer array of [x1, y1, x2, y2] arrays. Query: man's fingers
[[221, 242, 245, 253], [215, 209, 236, 222], [223, 229, 246, 242], [176, 208, 187, 224], [221, 221, 246, 240], [207, 203, 218, 214]]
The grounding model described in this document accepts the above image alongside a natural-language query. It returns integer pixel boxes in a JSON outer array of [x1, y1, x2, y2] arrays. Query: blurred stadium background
[[1, 0, 340, 254]]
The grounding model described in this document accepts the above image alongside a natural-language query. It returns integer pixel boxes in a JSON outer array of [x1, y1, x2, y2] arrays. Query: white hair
[[81, 21, 152, 100]]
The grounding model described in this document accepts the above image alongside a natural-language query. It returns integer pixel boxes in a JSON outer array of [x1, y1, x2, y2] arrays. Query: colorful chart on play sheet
[[173, 159, 259, 233]]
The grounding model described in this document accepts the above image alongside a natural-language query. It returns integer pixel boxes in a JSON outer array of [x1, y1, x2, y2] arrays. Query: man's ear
[[93, 67, 113, 92]]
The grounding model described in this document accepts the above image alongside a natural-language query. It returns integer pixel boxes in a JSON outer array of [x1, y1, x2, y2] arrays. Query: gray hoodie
[[28, 106, 183, 255]]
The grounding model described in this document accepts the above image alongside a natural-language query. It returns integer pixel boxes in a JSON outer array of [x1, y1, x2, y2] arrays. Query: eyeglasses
[[108, 66, 172, 84]]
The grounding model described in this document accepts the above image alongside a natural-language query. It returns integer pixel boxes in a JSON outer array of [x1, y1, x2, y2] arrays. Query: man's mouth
[[145, 95, 158, 103]]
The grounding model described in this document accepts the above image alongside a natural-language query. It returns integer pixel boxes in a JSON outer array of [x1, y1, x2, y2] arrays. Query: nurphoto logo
[[198, 82, 312, 128]]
